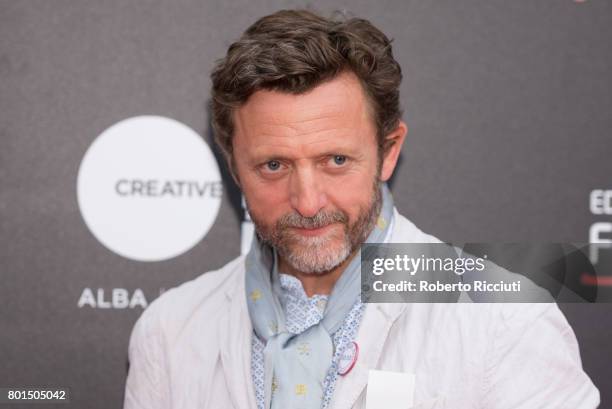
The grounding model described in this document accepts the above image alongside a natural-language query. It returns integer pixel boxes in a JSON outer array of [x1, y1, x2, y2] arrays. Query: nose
[[289, 165, 328, 218]]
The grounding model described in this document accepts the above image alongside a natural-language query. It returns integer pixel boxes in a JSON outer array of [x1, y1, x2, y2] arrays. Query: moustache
[[277, 210, 348, 230]]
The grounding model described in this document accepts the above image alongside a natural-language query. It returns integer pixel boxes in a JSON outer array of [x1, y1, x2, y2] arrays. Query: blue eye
[[332, 155, 347, 166], [266, 160, 281, 171]]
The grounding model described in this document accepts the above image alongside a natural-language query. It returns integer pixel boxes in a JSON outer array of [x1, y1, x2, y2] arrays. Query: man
[[124, 9, 599, 409]]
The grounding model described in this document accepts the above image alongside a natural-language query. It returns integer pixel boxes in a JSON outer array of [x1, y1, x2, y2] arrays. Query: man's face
[[233, 71, 403, 274]]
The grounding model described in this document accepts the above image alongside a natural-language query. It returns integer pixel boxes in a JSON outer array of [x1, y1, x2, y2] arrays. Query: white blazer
[[124, 209, 600, 409]]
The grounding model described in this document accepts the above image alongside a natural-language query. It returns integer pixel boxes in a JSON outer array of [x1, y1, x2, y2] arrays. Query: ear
[[380, 120, 408, 182]]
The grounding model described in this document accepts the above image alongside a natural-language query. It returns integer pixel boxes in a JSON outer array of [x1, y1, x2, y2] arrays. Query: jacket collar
[[329, 302, 408, 409], [330, 208, 432, 408], [219, 261, 258, 409]]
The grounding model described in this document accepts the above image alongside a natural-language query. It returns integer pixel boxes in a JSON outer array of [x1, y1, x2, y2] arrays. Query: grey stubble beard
[[250, 179, 382, 275]]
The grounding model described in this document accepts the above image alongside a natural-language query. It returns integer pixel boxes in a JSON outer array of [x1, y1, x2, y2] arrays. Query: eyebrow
[[247, 149, 366, 169]]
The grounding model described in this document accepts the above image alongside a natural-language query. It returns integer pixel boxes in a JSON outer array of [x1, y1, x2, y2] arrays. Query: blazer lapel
[[330, 302, 408, 409], [219, 267, 258, 409], [331, 208, 425, 409]]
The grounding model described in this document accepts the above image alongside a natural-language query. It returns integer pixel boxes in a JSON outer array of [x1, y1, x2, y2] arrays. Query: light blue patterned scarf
[[245, 184, 394, 409]]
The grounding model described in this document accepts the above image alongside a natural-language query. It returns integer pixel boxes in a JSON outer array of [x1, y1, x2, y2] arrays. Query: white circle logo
[[77, 115, 222, 262]]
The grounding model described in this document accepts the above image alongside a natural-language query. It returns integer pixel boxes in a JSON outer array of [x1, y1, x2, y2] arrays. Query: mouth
[[290, 223, 336, 237]]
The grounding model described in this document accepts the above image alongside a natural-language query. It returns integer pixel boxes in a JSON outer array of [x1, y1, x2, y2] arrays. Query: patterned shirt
[[251, 273, 365, 409]]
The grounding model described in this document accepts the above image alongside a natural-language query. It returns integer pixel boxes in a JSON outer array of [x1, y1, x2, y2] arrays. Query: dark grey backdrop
[[1, 1, 611, 408]]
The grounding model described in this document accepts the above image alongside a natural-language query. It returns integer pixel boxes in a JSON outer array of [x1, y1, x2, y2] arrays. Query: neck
[[278, 251, 358, 297]]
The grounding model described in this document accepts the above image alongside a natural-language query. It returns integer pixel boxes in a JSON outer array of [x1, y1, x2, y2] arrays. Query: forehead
[[232, 72, 377, 155]]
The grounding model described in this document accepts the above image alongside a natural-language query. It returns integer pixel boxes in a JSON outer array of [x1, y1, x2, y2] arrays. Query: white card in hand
[[365, 369, 415, 409]]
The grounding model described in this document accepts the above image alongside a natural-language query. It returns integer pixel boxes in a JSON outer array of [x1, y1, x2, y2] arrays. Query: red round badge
[[337, 341, 359, 376]]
